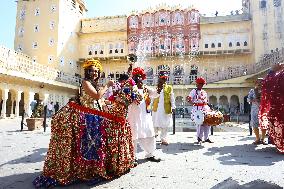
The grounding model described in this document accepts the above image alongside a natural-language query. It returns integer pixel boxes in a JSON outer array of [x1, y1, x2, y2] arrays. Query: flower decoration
[[110, 78, 142, 107], [128, 78, 136, 86], [132, 67, 146, 80]]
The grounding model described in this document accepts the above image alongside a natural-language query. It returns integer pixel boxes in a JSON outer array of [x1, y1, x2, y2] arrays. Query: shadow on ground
[[156, 142, 204, 155], [211, 177, 283, 189], [0, 148, 47, 167], [204, 144, 283, 166], [0, 171, 108, 189]]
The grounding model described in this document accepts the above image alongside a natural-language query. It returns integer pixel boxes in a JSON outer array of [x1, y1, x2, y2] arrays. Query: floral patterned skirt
[[33, 102, 134, 187]]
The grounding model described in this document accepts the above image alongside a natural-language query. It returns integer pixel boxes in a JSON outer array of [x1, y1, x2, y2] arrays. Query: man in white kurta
[[187, 77, 213, 144], [152, 73, 176, 145], [127, 67, 161, 162]]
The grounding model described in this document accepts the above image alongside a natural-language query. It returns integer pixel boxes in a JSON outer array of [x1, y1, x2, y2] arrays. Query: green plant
[[31, 101, 44, 118]]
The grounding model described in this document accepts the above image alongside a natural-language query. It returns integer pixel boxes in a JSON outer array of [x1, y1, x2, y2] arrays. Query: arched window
[[260, 0, 267, 8], [157, 65, 170, 75], [211, 43, 215, 48], [236, 42, 240, 46], [244, 41, 248, 46], [146, 67, 153, 77], [174, 65, 184, 76], [229, 42, 233, 47], [274, 0, 281, 7]]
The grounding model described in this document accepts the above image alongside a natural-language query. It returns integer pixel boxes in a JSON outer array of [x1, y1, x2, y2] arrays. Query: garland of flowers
[[108, 78, 142, 107]]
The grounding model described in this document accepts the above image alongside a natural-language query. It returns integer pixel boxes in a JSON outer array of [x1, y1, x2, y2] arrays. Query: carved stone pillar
[[26, 92, 35, 117], [1, 89, 9, 118], [15, 90, 22, 117]]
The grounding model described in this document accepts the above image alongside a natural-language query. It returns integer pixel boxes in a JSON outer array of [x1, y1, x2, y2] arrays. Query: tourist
[[187, 77, 213, 144], [152, 71, 176, 145], [54, 102, 59, 113], [47, 102, 53, 117], [30, 99, 37, 115], [247, 78, 267, 145]]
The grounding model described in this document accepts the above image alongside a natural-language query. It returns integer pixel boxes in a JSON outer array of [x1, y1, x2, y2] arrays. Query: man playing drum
[[187, 77, 214, 144]]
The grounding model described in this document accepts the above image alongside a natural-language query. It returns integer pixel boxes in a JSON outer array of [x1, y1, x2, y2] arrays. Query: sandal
[[252, 140, 261, 145], [260, 140, 268, 145]]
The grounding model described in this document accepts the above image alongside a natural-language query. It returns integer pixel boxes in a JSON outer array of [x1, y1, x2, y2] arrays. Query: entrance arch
[[219, 95, 229, 113], [209, 95, 217, 108], [230, 95, 240, 114]]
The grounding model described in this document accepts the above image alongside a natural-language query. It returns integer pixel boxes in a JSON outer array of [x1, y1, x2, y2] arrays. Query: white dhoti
[[127, 88, 158, 158], [133, 137, 156, 158], [152, 89, 175, 142]]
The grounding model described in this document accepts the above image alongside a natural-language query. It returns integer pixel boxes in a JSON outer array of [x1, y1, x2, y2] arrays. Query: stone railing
[[203, 47, 284, 83], [0, 46, 81, 87], [98, 48, 284, 86]]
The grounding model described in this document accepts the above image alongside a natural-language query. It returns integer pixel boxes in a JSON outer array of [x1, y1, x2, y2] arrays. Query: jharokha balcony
[[1, 45, 282, 88]]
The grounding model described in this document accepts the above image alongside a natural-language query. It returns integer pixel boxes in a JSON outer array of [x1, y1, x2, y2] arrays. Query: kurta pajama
[[189, 89, 211, 141], [127, 87, 158, 158], [152, 89, 176, 142]]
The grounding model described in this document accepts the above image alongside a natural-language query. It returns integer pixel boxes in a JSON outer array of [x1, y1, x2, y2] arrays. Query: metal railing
[[0, 46, 81, 87]]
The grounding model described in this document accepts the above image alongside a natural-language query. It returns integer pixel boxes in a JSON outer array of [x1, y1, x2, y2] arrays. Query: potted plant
[[26, 100, 44, 131]]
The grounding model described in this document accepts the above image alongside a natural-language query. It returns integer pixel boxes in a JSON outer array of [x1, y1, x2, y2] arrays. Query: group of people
[[249, 63, 284, 153], [33, 58, 178, 187], [33, 57, 283, 187]]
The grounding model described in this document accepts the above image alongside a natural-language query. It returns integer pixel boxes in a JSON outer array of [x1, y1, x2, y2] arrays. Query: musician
[[152, 71, 176, 145], [127, 67, 161, 162], [187, 77, 213, 144]]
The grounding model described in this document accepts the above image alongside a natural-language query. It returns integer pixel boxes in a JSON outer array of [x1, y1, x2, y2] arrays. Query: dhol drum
[[193, 110, 223, 126], [193, 110, 205, 125], [203, 111, 223, 126]]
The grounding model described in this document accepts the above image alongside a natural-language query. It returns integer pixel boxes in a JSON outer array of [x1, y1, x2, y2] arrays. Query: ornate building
[[0, 0, 283, 119]]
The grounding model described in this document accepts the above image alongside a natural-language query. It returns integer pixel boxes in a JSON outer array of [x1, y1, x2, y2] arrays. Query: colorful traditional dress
[[33, 84, 135, 187], [259, 69, 284, 153]]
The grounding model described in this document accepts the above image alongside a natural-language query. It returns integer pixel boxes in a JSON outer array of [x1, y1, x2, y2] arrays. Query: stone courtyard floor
[[0, 118, 283, 189]]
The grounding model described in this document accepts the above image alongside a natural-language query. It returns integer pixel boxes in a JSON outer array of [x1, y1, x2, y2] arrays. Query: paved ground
[[0, 118, 283, 189]]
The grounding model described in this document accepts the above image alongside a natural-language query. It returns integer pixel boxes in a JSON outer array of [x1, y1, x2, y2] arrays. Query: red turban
[[159, 71, 169, 79], [132, 67, 146, 80], [196, 77, 206, 84]]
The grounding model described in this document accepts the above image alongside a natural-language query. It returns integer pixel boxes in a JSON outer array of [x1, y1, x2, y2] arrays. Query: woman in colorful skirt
[[33, 59, 137, 187]]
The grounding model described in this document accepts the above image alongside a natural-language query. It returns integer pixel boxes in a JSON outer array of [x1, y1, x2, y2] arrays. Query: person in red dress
[[259, 63, 284, 153]]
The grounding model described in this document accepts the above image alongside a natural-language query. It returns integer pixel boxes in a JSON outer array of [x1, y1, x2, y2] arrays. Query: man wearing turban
[[187, 77, 213, 144], [127, 67, 161, 162], [152, 71, 176, 145]]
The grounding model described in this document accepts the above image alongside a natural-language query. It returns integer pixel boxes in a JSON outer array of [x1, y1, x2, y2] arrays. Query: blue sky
[[0, 0, 242, 49]]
